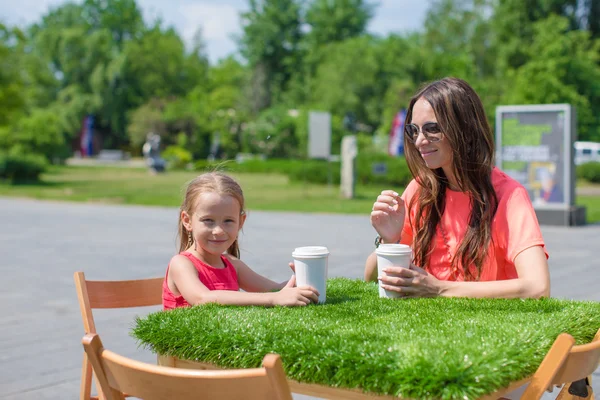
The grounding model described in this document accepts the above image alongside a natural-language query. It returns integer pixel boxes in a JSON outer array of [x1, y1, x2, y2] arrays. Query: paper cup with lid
[[292, 246, 329, 304], [375, 243, 412, 298]]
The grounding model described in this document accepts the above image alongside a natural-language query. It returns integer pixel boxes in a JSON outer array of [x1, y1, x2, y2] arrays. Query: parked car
[[574, 141, 600, 165]]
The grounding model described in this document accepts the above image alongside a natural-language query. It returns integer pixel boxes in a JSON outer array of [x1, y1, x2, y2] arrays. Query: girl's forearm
[[438, 278, 549, 299], [190, 290, 276, 306]]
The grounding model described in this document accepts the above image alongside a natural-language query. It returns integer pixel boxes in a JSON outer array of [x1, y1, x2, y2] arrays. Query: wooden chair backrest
[[74, 271, 163, 400], [521, 328, 600, 399], [82, 333, 293, 400]]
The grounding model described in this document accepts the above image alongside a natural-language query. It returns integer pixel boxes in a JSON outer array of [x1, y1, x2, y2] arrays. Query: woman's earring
[[187, 231, 193, 247]]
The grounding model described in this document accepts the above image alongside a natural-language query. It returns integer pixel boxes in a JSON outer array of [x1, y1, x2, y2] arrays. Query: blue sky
[[0, 0, 429, 64]]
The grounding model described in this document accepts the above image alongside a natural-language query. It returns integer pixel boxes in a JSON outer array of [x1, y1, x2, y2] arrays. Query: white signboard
[[308, 111, 331, 159], [495, 104, 576, 208]]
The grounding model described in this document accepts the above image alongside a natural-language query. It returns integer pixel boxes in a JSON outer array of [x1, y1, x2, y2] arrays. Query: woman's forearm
[[364, 252, 378, 281], [438, 278, 549, 299]]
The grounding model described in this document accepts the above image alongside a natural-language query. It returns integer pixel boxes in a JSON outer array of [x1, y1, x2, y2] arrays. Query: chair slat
[[74, 271, 164, 400], [85, 278, 163, 309], [83, 333, 293, 400], [521, 329, 600, 400]]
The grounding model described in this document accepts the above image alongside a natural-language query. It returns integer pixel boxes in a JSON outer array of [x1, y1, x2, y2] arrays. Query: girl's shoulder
[[222, 253, 245, 272], [169, 253, 195, 269]]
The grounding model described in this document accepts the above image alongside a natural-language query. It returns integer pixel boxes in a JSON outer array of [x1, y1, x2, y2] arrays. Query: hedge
[[194, 155, 413, 188], [577, 162, 600, 183], [0, 152, 48, 183]]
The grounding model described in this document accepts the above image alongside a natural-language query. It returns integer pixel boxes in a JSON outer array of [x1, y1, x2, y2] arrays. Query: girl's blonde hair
[[178, 172, 245, 257]]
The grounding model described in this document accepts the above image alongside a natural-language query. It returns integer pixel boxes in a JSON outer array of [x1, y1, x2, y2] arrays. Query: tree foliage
[[1, 0, 600, 163]]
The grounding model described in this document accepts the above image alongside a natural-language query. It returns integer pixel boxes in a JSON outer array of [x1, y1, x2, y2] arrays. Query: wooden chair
[[521, 328, 600, 400], [82, 332, 293, 400], [74, 271, 163, 400]]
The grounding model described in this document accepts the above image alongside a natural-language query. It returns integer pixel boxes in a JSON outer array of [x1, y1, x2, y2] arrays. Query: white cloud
[[368, 0, 429, 36], [175, 2, 243, 62], [0, 0, 73, 26]]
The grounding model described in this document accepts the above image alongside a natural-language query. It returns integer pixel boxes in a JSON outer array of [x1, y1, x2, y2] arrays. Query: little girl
[[163, 172, 319, 309]]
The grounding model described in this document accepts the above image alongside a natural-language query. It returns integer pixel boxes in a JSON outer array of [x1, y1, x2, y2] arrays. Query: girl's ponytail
[[177, 212, 189, 253], [227, 239, 240, 259]]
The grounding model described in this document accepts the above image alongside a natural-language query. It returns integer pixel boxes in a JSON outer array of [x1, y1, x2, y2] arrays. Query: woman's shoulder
[[492, 167, 528, 200], [402, 178, 420, 198]]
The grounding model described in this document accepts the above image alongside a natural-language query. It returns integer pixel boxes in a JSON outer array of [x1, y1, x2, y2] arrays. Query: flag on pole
[[388, 109, 406, 156], [79, 115, 95, 157]]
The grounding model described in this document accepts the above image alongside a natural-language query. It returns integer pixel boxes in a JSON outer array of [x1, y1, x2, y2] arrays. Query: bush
[[192, 154, 413, 187], [577, 162, 600, 183], [240, 107, 300, 158], [356, 153, 412, 187], [194, 158, 300, 175], [287, 160, 341, 184], [0, 151, 48, 183], [162, 145, 193, 170]]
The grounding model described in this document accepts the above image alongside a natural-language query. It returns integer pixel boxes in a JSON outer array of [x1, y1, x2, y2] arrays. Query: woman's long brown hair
[[178, 172, 245, 258], [404, 77, 498, 280]]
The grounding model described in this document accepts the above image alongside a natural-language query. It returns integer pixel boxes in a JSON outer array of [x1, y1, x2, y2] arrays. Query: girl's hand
[[371, 190, 405, 243], [379, 264, 441, 297], [273, 275, 319, 306]]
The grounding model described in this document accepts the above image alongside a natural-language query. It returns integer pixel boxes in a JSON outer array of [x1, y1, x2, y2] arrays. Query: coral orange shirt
[[400, 168, 548, 281]]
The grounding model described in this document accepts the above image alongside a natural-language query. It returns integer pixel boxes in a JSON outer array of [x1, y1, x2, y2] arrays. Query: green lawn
[[0, 166, 382, 214], [1, 166, 599, 222]]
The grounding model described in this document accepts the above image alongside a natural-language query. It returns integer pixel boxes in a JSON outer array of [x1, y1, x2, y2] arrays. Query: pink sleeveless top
[[162, 252, 239, 310]]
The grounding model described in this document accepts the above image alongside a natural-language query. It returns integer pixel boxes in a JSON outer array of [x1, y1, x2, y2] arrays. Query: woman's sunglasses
[[404, 122, 443, 143]]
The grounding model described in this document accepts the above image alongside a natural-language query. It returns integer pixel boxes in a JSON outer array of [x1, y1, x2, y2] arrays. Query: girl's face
[[182, 192, 245, 260], [410, 97, 454, 175]]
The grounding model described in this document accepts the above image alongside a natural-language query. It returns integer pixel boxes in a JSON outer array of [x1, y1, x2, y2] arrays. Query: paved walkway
[[1, 197, 598, 399]]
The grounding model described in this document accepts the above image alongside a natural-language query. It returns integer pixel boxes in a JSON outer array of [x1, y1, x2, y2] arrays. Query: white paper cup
[[292, 246, 329, 304], [376, 244, 412, 298]]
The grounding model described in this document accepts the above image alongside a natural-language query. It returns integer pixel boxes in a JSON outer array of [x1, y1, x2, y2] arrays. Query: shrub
[[193, 155, 412, 187], [240, 107, 299, 158], [194, 158, 301, 175], [287, 160, 341, 184], [577, 162, 600, 183], [162, 145, 193, 170], [356, 153, 412, 187], [0, 151, 48, 183]]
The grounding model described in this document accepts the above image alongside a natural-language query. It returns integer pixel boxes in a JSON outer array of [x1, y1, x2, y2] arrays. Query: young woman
[[365, 77, 550, 299]]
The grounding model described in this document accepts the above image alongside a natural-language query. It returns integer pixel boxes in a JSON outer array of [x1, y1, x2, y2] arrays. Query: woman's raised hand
[[371, 190, 405, 243]]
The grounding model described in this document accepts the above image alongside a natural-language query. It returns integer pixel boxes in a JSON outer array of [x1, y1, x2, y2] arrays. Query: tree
[[581, 0, 600, 39], [285, 0, 376, 106], [503, 15, 600, 141], [239, 0, 303, 112], [421, 0, 495, 81], [0, 25, 26, 127], [304, 0, 374, 45], [310, 36, 381, 128], [492, 0, 579, 70], [82, 0, 144, 48]]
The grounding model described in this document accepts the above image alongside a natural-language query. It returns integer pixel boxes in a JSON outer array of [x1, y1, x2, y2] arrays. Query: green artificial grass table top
[[132, 278, 600, 400]]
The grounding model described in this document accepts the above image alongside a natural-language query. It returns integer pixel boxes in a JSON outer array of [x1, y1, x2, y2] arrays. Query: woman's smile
[[420, 148, 438, 157]]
